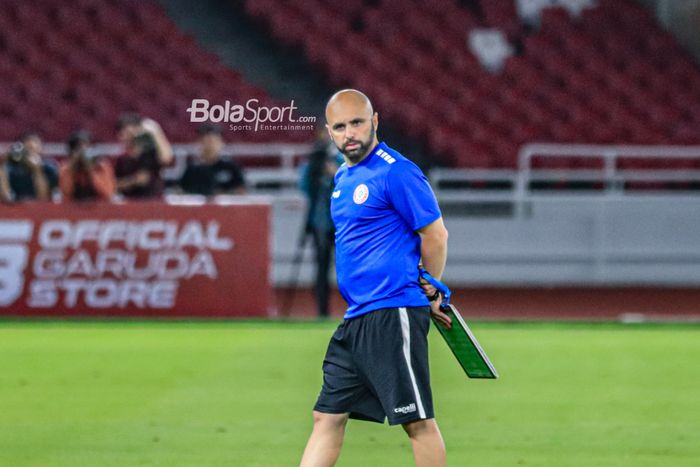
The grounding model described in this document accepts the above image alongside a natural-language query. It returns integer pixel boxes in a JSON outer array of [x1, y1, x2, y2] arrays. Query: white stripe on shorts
[[398, 307, 426, 419]]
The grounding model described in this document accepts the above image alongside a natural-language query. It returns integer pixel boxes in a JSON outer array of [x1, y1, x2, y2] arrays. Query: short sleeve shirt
[[7, 159, 58, 200], [180, 157, 245, 196], [331, 142, 441, 319]]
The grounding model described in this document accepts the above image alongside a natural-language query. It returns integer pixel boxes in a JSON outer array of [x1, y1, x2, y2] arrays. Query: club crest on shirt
[[353, 184, 369, 204]]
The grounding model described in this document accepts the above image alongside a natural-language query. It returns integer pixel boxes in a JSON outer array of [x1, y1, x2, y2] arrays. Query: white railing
[[432, 144, 700, 204], [516, 143, 700, 197], [162, 143, 312, 189], [6, 142, 700, 198]]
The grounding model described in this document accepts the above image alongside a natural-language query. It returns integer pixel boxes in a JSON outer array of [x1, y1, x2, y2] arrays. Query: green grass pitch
[[1, 320, 699, 466]]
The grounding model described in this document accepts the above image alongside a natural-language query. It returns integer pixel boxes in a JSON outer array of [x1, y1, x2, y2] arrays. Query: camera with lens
[[66, 130, 96, 169], [132, 131, 156, 153], [7, 142, 28, 163]]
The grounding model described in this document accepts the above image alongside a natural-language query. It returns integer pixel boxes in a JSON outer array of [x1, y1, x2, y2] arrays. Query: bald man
[[300, 90, 451, 467]]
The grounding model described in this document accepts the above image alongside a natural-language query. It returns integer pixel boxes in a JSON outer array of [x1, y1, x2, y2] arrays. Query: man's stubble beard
[[340, 123, 376, 164]]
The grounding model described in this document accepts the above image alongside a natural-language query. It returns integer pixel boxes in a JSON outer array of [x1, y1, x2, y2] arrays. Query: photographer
[[59, 130, 116, 201], [179, 124, 247, 196], [114, 113, 173, 199], [3, 131, 57, 201]]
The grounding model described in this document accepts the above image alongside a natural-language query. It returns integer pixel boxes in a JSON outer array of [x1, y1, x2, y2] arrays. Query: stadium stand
[[240, 0, 700, 168], [0, 0, 308, 143], [0, 0, 698, 173]]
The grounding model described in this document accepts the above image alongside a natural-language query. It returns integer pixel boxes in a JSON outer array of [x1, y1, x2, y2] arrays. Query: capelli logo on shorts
[[393, 403, 417, 414]]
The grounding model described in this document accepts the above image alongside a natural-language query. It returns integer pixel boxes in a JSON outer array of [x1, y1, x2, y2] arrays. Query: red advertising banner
[[0, 201, 271, 318]]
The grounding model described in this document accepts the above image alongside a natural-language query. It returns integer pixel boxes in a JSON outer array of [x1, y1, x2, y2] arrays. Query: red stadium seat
[[0, 0, 306, 143], [3, 0, 699, 165]]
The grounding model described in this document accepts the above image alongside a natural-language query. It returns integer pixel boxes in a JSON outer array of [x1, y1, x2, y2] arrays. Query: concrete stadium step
[[157, 0, 330, 116]]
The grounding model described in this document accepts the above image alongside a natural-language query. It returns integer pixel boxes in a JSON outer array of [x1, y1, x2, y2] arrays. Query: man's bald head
[[325, 89, 374, 122], [325, 89, 379, 165]]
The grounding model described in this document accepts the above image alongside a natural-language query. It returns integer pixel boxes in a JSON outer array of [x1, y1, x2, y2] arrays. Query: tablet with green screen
[[432, 304, 498, 379]]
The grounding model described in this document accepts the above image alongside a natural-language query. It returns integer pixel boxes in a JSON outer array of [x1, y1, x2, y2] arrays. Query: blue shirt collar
[[348, 141, 384, 169]]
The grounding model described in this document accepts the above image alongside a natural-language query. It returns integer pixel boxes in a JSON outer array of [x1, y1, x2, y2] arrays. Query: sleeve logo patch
[[353, 184, 369, 204]]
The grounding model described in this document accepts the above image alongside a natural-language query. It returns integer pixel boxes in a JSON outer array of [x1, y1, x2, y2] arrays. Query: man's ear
[[373, 112, 379, 131]]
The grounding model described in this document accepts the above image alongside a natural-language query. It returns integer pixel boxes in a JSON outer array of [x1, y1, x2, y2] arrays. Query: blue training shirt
[[331, 142, 442, 319]]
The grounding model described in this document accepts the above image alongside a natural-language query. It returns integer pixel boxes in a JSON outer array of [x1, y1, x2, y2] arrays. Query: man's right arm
[[27, 159, 50, 201], [58, 164, 74, 200], [0, 163, 11, 202], [90, 162, 116, 201], [141, 118, 173, 166]]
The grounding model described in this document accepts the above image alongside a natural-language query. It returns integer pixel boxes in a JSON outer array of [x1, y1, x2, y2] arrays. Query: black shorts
[[313, 306, 434, 425]]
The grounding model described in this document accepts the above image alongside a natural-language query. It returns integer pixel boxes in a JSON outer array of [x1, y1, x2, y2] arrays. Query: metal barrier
[[5, 141, 700, 197], [516, 143, 700, 195], [431, 144, 700, 204]]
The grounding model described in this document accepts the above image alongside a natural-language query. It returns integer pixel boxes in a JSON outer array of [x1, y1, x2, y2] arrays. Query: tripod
[[280, 219, 312, 317]]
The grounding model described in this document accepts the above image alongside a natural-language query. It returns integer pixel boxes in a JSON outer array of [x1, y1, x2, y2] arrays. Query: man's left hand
[[429, 295, 452, 329], [420, 277, 451, 328], [419, 281, 437, 298]]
